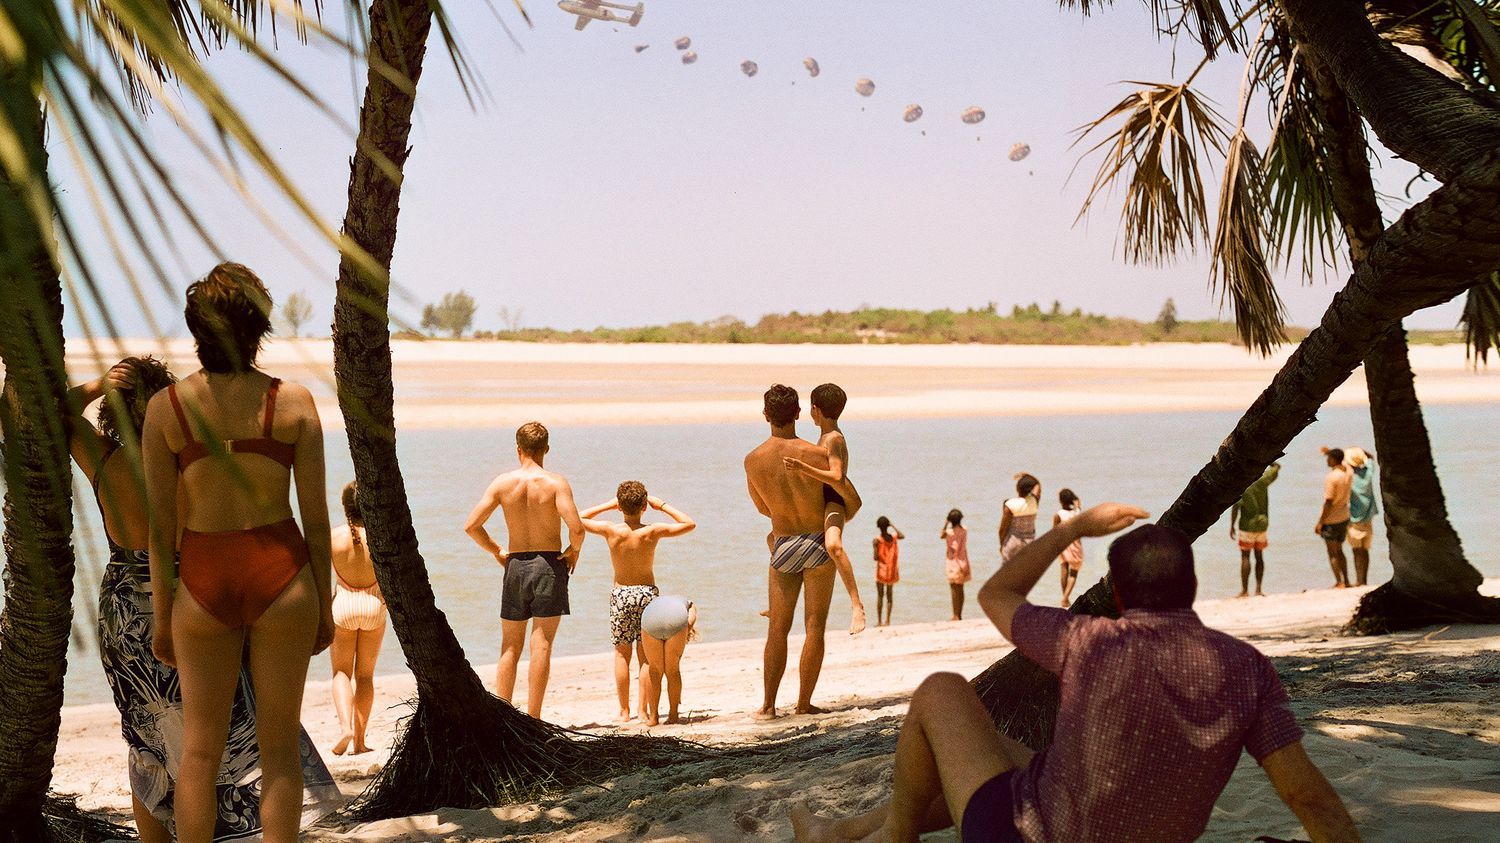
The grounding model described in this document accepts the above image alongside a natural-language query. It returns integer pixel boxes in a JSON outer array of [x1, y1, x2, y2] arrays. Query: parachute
[[741, 60, 758, 77], [961, 106, 985, 124], [674, 36, 691, 50], [681, 50, 698, 65], [902, 104, 923, 123], [1008, 143, 1031, 162], [855, 78, 875, 97], [803, 57, 820, 77]]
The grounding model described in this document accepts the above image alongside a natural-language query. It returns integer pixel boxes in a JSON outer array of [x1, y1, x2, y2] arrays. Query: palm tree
[[330, 0, 695, 821], [974, 0, 1500, 746]]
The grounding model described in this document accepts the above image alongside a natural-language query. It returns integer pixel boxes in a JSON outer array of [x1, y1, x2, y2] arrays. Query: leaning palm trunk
[[0, 85, 78, 838], [976, 149, 1500, 744], [331, 0, 696, 820]]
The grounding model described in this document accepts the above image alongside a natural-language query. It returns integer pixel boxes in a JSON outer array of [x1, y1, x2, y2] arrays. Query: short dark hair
[[1059, 488, 1079, 510], [1015, 473, 1039, 497], [810, 383, 847, 420], [617, 480, 648, 515], [763, 384, 800, 426], [1326, 448, 1345, 464], [876, 515, 892, 538], [516, 421, 549, 454], [342, 481, 362, 527], [98, 356, 175, 444], [1107, 524, 1196, 610], [185, 263, 274, 374], [947, 508, 963, 527]]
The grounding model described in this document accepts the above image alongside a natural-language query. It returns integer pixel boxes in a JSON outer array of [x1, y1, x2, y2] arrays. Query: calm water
[[55, 404, 1500, 705]]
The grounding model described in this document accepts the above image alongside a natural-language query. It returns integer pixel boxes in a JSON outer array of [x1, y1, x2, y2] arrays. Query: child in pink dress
[[941, 509, 971, 620]]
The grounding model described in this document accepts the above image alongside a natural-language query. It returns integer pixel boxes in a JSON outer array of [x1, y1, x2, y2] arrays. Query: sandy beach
[[56, 579, 1500, 842], [64, 339, 1497, 429]]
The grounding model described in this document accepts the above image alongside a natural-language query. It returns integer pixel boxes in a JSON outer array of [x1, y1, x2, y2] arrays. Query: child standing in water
[[941, 509, 970, 620], [872, 517, 903, 627], [1054, 489, 1084, 607], [998, 473, 1042, 563]]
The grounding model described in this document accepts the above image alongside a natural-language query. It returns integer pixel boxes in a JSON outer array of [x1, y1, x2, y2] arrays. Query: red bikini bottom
[[180, 518, 310, 629]]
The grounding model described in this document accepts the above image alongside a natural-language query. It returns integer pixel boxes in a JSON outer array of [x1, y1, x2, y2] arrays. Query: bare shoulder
[[543, 469, 574, 491], [330, 524, 353, 555]]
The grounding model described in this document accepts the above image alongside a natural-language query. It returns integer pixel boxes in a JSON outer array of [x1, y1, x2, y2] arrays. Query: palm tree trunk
[[0, 84, 76, 839], [330, 0, 697, 821], [1304, 53, 1495, 631], [975, 149, 1500, 743]]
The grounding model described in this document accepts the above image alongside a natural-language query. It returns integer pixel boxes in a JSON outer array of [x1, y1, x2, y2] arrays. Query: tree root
[[335, 693, 709, 823], [1344, 581, 1500, 635]]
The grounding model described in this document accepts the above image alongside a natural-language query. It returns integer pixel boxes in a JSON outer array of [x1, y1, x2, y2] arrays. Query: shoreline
[[56, 579, 1500, 842], [58, 339, 1497, 429]]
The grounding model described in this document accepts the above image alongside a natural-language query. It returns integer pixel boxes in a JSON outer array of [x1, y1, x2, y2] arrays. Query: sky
[[50, 0, 1463, 340]]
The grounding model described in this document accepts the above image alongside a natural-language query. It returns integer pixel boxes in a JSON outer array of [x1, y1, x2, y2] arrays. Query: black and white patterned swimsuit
[[609, 584, 660, 645]]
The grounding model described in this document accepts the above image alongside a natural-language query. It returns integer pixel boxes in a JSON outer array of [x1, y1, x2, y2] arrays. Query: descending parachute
[[681, 50, 698, 65], [674, 36, 691, 50], [1008, 143, 1031, 162], [902, 104, 923, 123], [634, 44, 649, 53], [961, 106, 985, 124], [741, 60, 759, 77], [855, 78, 875, 97], [803, 57, 820, 77]]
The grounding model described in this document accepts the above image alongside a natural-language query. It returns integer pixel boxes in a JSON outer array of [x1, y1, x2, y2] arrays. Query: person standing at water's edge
[[142, 264, 339, 843], [579, 481, 696, 725], [1230, 463, 1280, 598], [943, 509, 972, 620], [1344, 447, 1379, 587], [782, 382, 868, 635], [873, 517, 903, 627], [999, 473, 1042, 564], [329, 481, 387, 756], [746, 384, 838, 719], [464, 422, 585, 718], [1054, 489, 1084, 607], [1316, 448, 1354, 589]]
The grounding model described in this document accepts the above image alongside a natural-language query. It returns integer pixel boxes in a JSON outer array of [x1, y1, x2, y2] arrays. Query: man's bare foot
[[642, 715, 660, 727], [950, 615, 961, 621], [849, 603, 867, 635], [791, 803, 835, 843], [1236, 591, 1248, 599], [332, 733, 353, 756], [795, 703, 828, 715], [1255, 590, 1265, 597], [351, 742, 373, 755], [753, 705, 779, 721], [616, 710, 633, 723], [1060, 598, 1071, 608], [665, 712, 682, 724], [1334, 582, 1349, 589]]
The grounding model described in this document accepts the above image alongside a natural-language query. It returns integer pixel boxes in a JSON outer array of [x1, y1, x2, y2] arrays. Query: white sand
[[57, 580, 1500, 842], [63, 339, 1498, 428]]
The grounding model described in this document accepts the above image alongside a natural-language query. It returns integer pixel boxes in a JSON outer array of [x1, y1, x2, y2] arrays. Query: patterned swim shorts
[[609, 584, 660, 645]]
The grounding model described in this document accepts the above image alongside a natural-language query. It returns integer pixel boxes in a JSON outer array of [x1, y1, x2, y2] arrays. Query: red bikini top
[[169, 379, 295, 470]]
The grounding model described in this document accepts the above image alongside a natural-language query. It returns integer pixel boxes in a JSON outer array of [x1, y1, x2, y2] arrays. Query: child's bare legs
[[1061, 566, 1078, 607], [635, 640, 650, 722], [876, 583, 894, 627], [663, 626, 689, 723], [949, 583, 964, 621], [641, 635, 665, 726], [612, 641, 635, 722], [824, 509, 866, 635]]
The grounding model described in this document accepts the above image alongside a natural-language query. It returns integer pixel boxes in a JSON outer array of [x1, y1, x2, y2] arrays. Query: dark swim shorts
[[961, 770, 1022, 843], [501, 551, 570, 621], [822, 484, 846, 508], [1319, 520, 1350, 543]]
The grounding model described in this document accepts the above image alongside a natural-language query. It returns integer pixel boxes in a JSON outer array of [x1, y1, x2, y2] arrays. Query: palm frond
[[1460, 270, 1500, 364], [1257, 25, 1345, 279], [1074, 81, 1231, 265], [1059, 0, 1252, 57], [1451, 0, 1500, 88], [1416, 0, 1500, 90], [1211, 129, 1286, 354]]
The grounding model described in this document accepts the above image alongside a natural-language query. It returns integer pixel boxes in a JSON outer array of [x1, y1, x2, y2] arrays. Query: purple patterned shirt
[[1007, 604, 1302, 842]]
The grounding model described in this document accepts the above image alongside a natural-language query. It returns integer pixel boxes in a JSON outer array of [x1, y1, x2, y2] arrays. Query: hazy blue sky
[[52, 1, 1460, 339]]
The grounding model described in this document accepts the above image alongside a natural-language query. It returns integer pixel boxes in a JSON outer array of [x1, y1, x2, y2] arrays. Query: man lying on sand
[[464, 421, 585, 719], [745, 384, 838, 719], [793, 504, 1360, 843], [579, 481, 696, 724]]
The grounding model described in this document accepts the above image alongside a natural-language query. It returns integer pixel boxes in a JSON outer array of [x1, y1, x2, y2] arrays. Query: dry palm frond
[[1074, 81, 1231, 265], [1448, 0, 1500, 89], [1058, 0, 1247, 57], [1257, 24, 1345, 279], [1460, 270, 1500, 364], [1211, 129, 1286, 355]]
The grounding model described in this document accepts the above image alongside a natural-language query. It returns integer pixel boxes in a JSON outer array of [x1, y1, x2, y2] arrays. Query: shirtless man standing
[[745, 384, 838, 719], [464, 421, 585, 718], [579, 481, 696, 725]]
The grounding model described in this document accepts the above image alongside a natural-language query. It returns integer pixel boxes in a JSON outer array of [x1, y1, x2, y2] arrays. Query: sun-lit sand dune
[[56, 580, 1500, 841], [65, 339, 1498, 428]]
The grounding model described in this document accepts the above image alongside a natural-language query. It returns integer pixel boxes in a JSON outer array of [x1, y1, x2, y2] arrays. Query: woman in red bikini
[[143, 263, 334, 843]]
